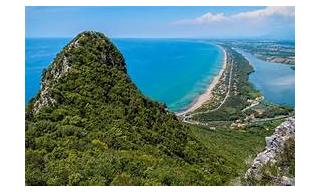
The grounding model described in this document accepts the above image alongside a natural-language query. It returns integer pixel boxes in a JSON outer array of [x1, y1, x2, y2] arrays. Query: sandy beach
[[176, 46, 227, 116]]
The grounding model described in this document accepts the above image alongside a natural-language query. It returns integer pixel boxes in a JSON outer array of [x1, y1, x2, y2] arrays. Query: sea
[[25, 38, 224, 112], [26, 38, 295, 111]]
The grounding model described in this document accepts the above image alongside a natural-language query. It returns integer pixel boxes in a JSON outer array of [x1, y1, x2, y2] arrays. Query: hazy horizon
[[25, 36, 295, 41]]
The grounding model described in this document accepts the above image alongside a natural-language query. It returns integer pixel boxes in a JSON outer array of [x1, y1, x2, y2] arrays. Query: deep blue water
[[236, 49, 295, 107], [25, 38, 224, 112]]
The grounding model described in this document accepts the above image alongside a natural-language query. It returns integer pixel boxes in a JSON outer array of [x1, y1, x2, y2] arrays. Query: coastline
[[176, 46, 227, 116]]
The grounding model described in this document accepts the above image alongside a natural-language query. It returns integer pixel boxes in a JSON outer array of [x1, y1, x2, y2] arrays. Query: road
[[179, 58, 234, 124]]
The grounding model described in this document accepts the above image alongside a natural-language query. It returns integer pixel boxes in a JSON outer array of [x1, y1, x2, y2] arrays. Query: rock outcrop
[[244, 117, 295, 185]]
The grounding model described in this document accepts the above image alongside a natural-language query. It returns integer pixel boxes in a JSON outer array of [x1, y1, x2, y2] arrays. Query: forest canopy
[[26, 31, 236, 185]]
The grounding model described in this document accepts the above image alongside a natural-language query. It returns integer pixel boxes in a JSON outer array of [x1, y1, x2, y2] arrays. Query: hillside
[[25, 31, 235, 185], [25, 31, 294, 186]]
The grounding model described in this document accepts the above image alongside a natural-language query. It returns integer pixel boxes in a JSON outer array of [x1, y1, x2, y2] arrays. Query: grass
[[189, 119, 285, 185]]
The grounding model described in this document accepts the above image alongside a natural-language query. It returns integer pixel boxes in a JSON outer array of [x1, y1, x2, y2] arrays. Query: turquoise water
[[25, 38, 224, 112], [26, 38, 70, 102], [236, 49, 295, 107]]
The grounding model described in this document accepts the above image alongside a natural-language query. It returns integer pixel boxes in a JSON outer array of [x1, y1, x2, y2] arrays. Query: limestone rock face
[[280, 176, 295, 186], [244, 117, 295, 185]]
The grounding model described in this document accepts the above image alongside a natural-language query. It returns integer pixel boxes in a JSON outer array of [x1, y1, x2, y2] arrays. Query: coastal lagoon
[[26, 38, 224, 112], [236, 49, 295, 107]]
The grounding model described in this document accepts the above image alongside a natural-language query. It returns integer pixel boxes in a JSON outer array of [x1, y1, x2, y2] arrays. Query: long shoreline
[[176, 46, 227, 116]]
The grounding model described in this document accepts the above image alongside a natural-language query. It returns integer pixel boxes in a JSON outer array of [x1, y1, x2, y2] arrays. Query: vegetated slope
[[26, 31, 233, 186]]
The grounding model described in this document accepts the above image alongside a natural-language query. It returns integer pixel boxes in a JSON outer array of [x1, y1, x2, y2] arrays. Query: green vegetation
[[25, 32, 293, 186], [190, 120, 284, 184], [251, 103, 294, 119], [26, 32, 216, 185]]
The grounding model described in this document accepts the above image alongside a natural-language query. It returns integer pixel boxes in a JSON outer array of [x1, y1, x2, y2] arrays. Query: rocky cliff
[[244, 117, 295, 185]]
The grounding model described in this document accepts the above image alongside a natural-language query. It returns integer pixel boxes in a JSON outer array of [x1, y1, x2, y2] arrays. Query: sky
[[26, 6, 295, 40]]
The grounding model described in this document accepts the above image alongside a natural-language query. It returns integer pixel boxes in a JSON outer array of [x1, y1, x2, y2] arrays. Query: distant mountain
[[25, 31, 226, 185]]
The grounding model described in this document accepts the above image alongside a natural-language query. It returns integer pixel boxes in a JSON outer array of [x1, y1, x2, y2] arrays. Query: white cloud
[[174, 7, 294, 25], [234, 7, 294, 19], [174, 12, 227, 25]]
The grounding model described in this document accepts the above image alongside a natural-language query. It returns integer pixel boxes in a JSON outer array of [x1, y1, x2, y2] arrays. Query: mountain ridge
[[25, 31, 228, 185]]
